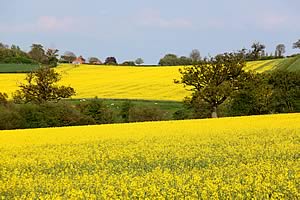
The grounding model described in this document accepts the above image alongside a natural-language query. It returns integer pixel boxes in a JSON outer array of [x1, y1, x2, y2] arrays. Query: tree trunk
[[211, 106, 218, 118]]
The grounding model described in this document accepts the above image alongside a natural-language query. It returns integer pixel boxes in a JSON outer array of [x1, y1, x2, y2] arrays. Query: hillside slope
[[0, 56, 299, 101], [1, 113, 299, 198]]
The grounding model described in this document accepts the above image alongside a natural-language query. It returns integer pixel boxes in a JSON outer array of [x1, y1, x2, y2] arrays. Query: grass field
[[0, 113, 299, 198], [0, 63, 39, 73], [0, 57, 299, 101]]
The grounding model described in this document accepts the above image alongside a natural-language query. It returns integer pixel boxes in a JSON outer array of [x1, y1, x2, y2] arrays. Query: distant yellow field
[[1, 114, 299, 198], [244, 59, 283, 72], [0, 64, 189, 101], [0, 59, 285, 101]]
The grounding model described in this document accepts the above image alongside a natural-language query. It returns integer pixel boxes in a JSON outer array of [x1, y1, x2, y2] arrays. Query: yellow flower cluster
[[0, 113, 299, 199], [0, 59, 280, 101]]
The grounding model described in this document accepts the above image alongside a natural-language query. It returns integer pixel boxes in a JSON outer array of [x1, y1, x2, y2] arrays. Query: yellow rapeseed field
[[1, 114, 299, 199], [0, 59, 281, 101], [0, 64, 189, 101]]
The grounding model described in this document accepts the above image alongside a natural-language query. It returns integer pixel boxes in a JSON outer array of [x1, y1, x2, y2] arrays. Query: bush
[[172, 109, 191, 120], [17, 102, 94, 129], [104, 57, 118, 65], [121, 61, 136, 66], [120, 101, 134, 123], [0, 92, 8, 105], [0, 105, 24, 130], [77, 99, 115, 124], [128, 106, 167, 122]]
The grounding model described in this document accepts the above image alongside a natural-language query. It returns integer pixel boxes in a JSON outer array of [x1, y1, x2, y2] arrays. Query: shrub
[[120, 101, 134, 123], [0, 92, 8, 105], [172, 109, 191, 120], [77, 99, 115, 124], [17, 102, 94, 129], [0, 105, 24, 130], [104, 57, 118, 65], [128, 106, 167, 122]]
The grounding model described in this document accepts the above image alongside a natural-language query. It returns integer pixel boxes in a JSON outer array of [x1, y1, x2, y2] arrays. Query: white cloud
[[137, 9, 192, 29], [254, 11, 300, 31], [0, 16, 77, 33], [37, 16, 76, 32]]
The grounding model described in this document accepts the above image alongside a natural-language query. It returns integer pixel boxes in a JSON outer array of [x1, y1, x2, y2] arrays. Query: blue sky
[[1, 0, 299, 64]]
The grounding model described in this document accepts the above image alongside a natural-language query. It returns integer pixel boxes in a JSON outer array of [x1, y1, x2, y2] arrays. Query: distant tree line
[[1, 38, 300, 67], [159, 39, 300, 66], [0, 42, 59, 67]]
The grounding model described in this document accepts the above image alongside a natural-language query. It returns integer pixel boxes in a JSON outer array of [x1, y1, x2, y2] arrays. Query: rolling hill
[[0, 56, 299, 101]]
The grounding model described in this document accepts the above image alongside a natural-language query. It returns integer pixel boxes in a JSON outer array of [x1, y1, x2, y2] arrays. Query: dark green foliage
[[226, 70, 300, 116], [177, 52, 249, 118], [0, 102, 95, 130], [159, 54, 193, 66], [13, 67, 76, 103], [120, 101, 134, 122], [0, 43, 36, 64], [77, 98, 115, 124], [226, 74, 273, 116], [17, 102, 94, 129], [0, 92, 8, 105], [172, 108, 191, 120], [28, 44, 47, 63], [121, 61, 136, 66], [46, 49, 59, 67], [268, 70, 300, 112], [128, 106, 167, 122], [0, 105, 24, 130], [104, 57, 118, 65]]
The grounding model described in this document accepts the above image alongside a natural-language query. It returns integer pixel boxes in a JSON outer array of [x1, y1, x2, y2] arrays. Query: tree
[[104, 57, 118, 65], [28, 44, 46, 63], [251, 42, 266, 60], [227, 73, 274, 116], [189, 49, 201, 62], [135, 58, 144, 65], [293, 39, 300, 49], [13, 67, 76, 104], [46, 48, 59, 67], [176, 52, 249, 118], [268, 70, 300, 112], [88, 57, 101, 64], [121, 61, 136, 66], [0, 42, 9, 49], [61, 51, 76, 63], [275, 44, 286, 57], [159, 54, 179, 66], [178, 56, 193, 65]]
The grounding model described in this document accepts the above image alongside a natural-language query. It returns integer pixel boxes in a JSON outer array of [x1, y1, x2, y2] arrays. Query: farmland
[[0, 56, 299, 101], [0, 114, 299, 198], [0, 63, 39, 73]]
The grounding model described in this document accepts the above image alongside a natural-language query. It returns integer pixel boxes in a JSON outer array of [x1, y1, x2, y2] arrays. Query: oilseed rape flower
[[0, 113, 299, 198], [0, 60, 281, 101]]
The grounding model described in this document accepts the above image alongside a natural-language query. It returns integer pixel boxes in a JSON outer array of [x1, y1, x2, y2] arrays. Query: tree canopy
[[176, 52, 249, 118], [61, 51, 76, 63], [293, 39, 300, 49], [13, 67, 75, 104], [135, 58, 144, 65]]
